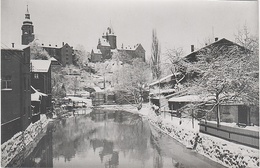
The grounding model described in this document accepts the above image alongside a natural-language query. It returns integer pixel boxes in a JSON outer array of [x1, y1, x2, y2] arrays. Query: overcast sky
[[1, 0, 258, 60]]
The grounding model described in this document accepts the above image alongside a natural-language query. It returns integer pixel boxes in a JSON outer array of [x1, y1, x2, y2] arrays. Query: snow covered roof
[[1, 44, 29, 51], [149, 73, 181, 86], [31, 86, 47, 101], [151, 88, 176, 94], [93, 87, 103, 92], [31, 60, 51, 72], [50, 57, 57, 61], [92, 48, 102, 54], [118, 43, 143, 51], [185, 38, 249, 60], [169, 95, 206, 102]]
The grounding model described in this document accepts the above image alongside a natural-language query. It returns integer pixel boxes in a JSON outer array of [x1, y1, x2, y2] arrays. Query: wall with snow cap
[[1, 115, 49, 167], [148, 114, 259, 168]]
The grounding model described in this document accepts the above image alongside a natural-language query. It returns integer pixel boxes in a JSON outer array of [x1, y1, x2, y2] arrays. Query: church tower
[[21, 5, 35, 45]]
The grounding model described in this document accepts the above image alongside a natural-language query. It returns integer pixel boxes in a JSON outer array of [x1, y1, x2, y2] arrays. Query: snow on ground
[[144, 107, 259, 168], [206, 120, 259, 132], [1, 115, 50, 167], [99, 103, 152, 116], [66, 96, 92, 106]]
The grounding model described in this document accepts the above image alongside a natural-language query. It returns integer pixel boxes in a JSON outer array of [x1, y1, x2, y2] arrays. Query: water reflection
[[17, 109, 226, 168], [20, 124, 54, 168]]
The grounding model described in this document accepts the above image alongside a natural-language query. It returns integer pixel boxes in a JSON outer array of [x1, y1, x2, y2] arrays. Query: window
[[1, 76, 12, 90], [34, 73, 39, 79]]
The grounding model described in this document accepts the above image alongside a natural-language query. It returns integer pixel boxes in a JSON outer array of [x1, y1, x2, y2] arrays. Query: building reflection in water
[[18, 109, 195, 168], [90, 138, 119, 168]]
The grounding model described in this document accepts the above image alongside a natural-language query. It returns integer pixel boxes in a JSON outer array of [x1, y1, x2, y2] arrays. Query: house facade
[[117, 43, 146, 62], [91, 49, 103, 62], [31, 60, 52, 113], [39, 42, 74, 66], [1, 45, 32, 143]]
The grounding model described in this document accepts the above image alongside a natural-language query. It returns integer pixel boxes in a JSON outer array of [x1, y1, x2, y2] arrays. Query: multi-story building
[[40, 42, 74, 66], [31, 60, 52, 113], [117, 43, 145, 62], [1, 44, 32, 143]]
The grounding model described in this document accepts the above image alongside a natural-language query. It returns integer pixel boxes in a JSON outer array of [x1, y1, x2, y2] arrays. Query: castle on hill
[[91, 26, 145, 63]]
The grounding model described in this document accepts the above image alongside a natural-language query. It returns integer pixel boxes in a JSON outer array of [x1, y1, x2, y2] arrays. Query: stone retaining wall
[[1, 115, 49, 167]]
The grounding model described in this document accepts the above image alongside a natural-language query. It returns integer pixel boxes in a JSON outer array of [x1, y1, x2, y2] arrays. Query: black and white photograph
[[1, 0, 259, 167]]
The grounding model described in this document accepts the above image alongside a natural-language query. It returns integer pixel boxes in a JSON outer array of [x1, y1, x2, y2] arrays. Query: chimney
[[11, 43, 14, 48], [62, 42, 64, 46], [215, 37, 218, 42], [191, 45, 194, 52]]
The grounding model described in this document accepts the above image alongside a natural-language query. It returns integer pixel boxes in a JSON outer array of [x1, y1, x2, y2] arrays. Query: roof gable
[[31, 60, 51, 72], [185, 38, 248, 61]]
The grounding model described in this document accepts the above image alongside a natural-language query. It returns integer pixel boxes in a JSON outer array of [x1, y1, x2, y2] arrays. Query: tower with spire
[[21, 5, 35, 45], [102, 24, 117, 49]]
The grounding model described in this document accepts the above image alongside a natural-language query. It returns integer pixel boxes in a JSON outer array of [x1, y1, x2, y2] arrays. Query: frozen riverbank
[[1, 115, 50, 167]]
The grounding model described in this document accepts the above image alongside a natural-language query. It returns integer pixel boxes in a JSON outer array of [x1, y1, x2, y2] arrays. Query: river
[[10, 108, 226, 168]]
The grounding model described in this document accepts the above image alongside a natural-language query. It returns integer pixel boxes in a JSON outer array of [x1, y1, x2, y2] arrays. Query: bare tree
[[235, 24, 259, 52], [164, 48, 189, 91], [151, 29, 161, 79]]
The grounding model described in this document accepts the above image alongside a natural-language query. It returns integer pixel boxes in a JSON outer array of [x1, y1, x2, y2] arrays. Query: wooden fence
[[199, 121, 259, 149]]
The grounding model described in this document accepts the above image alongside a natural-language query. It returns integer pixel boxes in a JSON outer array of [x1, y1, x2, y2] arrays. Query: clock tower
[[21, 5, 35, 45]]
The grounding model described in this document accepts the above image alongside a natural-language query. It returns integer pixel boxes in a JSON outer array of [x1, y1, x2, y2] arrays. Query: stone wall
[[1, 115, 49, 167]]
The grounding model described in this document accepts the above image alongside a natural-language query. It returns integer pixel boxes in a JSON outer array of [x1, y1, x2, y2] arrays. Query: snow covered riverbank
[[146, 109, 259, 168], [1, 115, 50, 167]]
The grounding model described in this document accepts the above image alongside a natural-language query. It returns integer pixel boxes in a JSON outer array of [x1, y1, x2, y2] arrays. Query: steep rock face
[[148, 116, 259, 168]]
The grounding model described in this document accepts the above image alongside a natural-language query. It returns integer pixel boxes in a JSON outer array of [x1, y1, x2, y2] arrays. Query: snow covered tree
[[114, 58, 152, 110], [182, 41, 258, 127], [112, 49, 133, 64], [151, 29, 161, 79], [74, 45, 90, 69], [30, 41, 50, 60]]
